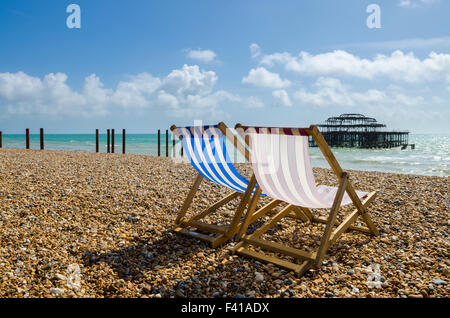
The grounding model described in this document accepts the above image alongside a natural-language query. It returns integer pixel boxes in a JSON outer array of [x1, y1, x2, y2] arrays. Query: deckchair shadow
[[169, 122, 260, 248], [83, 229, 209, 283], [232, 124, 379, 277]]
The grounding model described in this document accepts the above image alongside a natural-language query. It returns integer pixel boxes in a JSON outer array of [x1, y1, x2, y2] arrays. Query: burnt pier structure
[[312, 114, 410, 149]]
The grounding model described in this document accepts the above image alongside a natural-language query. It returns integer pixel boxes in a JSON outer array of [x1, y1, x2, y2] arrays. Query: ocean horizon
[[1, 132, 448, 177]]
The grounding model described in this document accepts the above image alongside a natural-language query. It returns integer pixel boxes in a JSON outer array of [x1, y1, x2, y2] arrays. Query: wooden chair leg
[[345, 182, 379, 236], [292, 206, 311, 223], [233, 204, 316, 277], [225, 175, 257, 239], [314, 175, 348, 268], [249, 199, 283, 223], [298, 207, 313, 221], [328, 191, 377, 246], [176, 173, 203, 224], [236, 184, 262, 240], [174, 175, 261, 247], [192, 191, 241, 221], [250, 204, 295, 239], [359, 210, 379, 236]]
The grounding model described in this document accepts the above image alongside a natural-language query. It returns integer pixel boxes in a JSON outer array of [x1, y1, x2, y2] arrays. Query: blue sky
[[0, 0, 449, 133]]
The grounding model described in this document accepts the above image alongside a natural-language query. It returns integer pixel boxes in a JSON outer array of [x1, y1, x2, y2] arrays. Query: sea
[[1, 133, 449, 177]]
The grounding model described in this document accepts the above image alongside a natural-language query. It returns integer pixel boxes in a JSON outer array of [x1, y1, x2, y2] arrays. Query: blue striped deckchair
[[170, 122, 261, 247]]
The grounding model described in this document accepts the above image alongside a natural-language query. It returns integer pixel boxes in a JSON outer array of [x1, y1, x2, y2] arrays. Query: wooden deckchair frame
[[170, 122, 258, 248], [232, 124, 379, 276]]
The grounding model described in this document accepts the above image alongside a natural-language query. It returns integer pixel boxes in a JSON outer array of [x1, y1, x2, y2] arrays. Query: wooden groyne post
[[158, 130, 161, 157], [107, 129, 110, 153], [165, 129, 168, 157], [0, 131, 2, 148], [122, 129, 126, 154], [40, 128, 44, 150], [95, 129, 99, 153], [111, 129, 115, 153], [26, 128, 30, 149], [172, 135, 175, 157]]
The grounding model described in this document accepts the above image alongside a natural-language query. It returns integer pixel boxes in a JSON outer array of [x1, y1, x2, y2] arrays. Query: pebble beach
[[0, 148, 448, 298]]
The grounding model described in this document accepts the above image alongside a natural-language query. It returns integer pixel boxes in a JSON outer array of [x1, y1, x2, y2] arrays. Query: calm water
[[1, 133, 449, 177]]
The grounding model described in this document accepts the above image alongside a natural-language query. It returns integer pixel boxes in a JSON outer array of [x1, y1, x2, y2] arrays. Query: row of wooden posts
[[0, 128, 183, 157], [0, 128, 48, 151]]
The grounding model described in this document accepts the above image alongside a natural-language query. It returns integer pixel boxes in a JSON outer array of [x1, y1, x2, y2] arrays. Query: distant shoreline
[[0, 147, 448, 179], [1, 133, 448, 178]]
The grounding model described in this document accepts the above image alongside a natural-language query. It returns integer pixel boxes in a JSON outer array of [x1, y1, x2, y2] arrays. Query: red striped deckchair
[[232, 124, 379, 277]]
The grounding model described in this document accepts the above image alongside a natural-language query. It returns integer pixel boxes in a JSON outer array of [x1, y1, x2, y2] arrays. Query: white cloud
[[244, 96, 264, 108], [242, 67, 291, 88], [294, 77, 425, 107], [161, 64, 218, 99], [0, 65, 259, 118], [0, 71, 43, 100], [156, 90, 179, 109], [399, 0, 440, 8], [112, 73, 161, 108], [399, 0, 415, 7], [0, 71, 100, 117], [259, 49, 450, 84], [250, 43, 261, 59], [186, 49, 217, 63], [82, 74, 113, 112], [338, 36, 450, 51], [272, 89, 292, 107]]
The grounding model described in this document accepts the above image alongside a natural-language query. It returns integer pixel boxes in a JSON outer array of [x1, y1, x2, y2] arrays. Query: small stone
[[351, 287, 360, 294], [280, 291, 290, 297], [212, 292, 220, 297], [246, 290, 256, 298], [273, 279, 283, 285], [286, 288, 296, 296], [141, 284, 152, 294], [432, 279, 447, 286], [55, 273, 67, 281], [347, 269, 355, 275], [49, 288, 64, 296], [325, 291, 334, 297], [271, 272, 280, 278], [255, 272, 264, 283], [176, 290, 184, 297]]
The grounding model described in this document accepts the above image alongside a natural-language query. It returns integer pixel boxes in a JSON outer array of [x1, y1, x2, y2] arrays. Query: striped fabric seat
[[177, 125, 259, 194], [245, 127, 367, 209]]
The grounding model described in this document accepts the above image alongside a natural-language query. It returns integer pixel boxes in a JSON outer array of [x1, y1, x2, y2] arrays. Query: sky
[[0, 0, 449, 133]]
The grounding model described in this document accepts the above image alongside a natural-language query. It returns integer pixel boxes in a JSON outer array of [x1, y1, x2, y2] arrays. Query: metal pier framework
[[311, 114, 409, 149]]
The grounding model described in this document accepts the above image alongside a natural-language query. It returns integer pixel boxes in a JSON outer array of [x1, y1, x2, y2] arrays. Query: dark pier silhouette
[[312, 114, 412, 149]]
